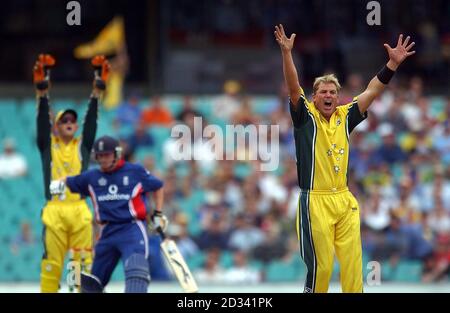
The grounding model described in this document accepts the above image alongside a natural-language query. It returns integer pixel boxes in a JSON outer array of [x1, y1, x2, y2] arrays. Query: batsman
[[34, 54, 110, 292], [274, 25, 415, 292], [49, 136, 167, 293]]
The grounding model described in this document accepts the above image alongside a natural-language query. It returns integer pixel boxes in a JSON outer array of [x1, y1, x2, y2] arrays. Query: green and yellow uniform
[[37, 96, 98, 292], [290, 88, 367, 293]]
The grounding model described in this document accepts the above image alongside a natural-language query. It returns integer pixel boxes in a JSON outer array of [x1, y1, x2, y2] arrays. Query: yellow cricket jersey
[[290, 87, 367, 192], [50, 135, 83, 201], [36, 96, 98, 201]]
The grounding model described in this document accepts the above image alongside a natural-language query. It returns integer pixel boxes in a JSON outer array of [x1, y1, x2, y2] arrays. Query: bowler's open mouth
[[324, 100, 332, 107]]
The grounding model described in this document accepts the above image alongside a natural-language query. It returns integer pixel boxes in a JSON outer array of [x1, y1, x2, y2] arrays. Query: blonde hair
[[313, 74, 341, 95]]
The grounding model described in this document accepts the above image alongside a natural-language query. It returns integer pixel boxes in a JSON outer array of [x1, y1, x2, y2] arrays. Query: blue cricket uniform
[[66, 160, 163, 286]]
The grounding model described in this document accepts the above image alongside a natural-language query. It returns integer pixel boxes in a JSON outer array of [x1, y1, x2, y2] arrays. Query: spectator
[[141, 96, 174, 127], [194, 248, 226, 284], [176, 95, 202, 123], [114, 93, 142, 129], [223, 250, 261, 285], [385, 95, 409, 134], [400, 96, 434, 133], [406, 76, 424, 103], [433, 121, 450, 166], [126, 122, 155, 154], [252, 223, 287, 264], [0, 138, 28, 178], [422, 234, 450, 283], [219, 161, 244, 214], [228, 213, 264, 253], [390, 178, 422, 221], [258, 172, 288, 206], [142, 155, 156, 172], [349, 132, 373, 181], [379, 212, 433, 261], [212, 80, 241, 121], [371, 123, 407, 166], [196, 212, 230, 251], [426, 201, 450, 237], [417, 169, 450, 212], [10, 221, 35, 255], [231, 96, 260, 125], [362, 187, 392, 231], [340, 73, 364, 104]]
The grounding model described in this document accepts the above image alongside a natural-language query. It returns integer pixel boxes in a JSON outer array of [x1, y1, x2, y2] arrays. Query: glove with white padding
[[49, 180, 66, 196], [150, 210, 169, 233]]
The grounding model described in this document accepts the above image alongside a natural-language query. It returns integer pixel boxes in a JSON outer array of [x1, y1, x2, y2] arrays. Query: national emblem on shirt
[[98, 177, 107, 186], [334, 165, 340, 173]]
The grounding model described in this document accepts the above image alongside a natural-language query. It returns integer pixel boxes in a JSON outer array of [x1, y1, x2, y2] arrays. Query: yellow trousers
[[297, 188, 363, 293], [40, 200, 93, 293]]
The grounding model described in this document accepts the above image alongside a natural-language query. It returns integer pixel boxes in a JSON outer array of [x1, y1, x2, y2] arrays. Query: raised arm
[[36, 92, 51, 152], [80, 91, 99, 158], [80, 56, 111, 170], [274, 24, 301, 105], [34, 55, 55, 151], [79, 85, 100, 172], [357, 34, 416, 114]]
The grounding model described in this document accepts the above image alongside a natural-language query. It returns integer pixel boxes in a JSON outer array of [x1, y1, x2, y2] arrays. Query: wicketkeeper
[[35, 54, 110, 292]]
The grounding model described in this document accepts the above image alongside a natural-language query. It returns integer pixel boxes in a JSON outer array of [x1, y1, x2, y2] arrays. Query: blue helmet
[[93, 136, 122, 159]]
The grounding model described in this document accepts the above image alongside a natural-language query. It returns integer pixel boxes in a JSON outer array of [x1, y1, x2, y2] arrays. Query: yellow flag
[[74, 16, 126, 109], [74, 16, 125, 59], [103, 71, 124, 110]]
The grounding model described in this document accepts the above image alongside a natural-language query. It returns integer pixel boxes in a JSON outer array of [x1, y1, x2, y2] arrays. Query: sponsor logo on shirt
[[98, 184, 130, 201]]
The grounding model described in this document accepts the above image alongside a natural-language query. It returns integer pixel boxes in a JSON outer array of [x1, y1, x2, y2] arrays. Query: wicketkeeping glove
[[33, 54, 56, 90], [49, 180, 66, 196], [91, 55, 111, 91], [150, 210, 169, 233]]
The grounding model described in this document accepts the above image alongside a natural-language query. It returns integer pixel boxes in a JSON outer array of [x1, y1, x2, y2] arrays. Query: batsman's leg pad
[[124, 254, 150, 293], [40, 260, 62, 293], [80, 272, 104, 293]]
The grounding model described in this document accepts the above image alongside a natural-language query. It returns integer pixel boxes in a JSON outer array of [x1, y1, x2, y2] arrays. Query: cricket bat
[[157, 227, 199, 293]]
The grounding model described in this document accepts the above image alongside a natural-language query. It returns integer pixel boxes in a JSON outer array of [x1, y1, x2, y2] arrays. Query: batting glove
[[150, 210, 169, 233], [49, 180, 66, 196]]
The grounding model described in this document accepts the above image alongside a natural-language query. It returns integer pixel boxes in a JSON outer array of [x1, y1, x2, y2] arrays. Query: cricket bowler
[[274, 24, 415, 292]]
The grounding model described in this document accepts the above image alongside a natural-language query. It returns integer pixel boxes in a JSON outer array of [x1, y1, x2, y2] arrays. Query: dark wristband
[[376, 65, 395, 84]]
